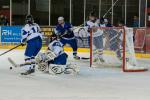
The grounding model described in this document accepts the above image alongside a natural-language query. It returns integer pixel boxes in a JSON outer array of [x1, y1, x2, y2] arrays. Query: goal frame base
[[123, 68, 148, 72]]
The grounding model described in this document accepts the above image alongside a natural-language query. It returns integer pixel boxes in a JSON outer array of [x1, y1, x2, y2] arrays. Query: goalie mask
[[26, 14, 34, 24], [49, 33, 58, 43]]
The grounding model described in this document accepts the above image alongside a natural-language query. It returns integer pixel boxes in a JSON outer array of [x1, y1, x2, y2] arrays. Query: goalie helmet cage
[[90, 27, 148, 72]]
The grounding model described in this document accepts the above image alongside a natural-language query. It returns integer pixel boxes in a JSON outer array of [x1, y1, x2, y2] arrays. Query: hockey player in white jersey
[[99, 17, 112, 27], [85, 12, 104, 62], [21, 15, 42, 75], [36, 34, 79, 74]]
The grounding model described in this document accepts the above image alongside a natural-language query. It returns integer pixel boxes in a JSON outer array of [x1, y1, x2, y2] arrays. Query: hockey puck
[[10, 67, 12, 70]]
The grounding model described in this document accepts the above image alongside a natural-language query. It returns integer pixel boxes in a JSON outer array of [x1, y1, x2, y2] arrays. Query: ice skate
[[73, 55, 80, 60], [21, 68, 35, 75]]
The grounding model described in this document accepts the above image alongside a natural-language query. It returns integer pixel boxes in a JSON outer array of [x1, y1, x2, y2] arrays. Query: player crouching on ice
[[20, 15, 42, 75], [35, 34, 80, 75]]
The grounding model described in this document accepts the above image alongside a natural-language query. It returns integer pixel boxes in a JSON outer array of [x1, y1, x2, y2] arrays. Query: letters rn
[[2, 30, 12, 36]]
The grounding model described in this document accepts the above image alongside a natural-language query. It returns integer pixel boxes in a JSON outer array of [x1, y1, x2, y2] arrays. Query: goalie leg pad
[[37, 62, 48, 72], [48, 64, 80, 75], [49, 64, 66, 74], [65, 64, 80, 74]]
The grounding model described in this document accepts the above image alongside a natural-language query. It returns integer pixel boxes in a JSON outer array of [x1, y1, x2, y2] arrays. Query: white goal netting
[[90, 27, 147, 72]]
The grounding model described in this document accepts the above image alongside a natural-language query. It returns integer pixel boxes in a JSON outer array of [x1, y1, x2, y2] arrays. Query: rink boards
[[0, 45, 150, 59]]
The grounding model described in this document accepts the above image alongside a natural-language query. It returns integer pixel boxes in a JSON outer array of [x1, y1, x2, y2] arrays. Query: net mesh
[[90, 27, 147, 72], [90, 27, 122, 67]]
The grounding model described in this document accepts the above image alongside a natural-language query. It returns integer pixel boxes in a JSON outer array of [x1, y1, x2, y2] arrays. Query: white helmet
[[58, 16, 64, 21]]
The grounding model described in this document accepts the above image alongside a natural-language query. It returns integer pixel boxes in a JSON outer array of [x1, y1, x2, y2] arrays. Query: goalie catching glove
[[35, 50, 56, 63]]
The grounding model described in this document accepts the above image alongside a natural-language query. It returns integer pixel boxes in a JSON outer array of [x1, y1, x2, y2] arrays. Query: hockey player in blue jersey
[[55, 17, 80, 60], [35, 34, 79, 74], [21, 15, 42, 75]]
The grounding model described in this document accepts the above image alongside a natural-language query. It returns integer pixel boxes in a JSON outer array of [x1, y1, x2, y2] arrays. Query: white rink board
[[0, 50, 150, 100]]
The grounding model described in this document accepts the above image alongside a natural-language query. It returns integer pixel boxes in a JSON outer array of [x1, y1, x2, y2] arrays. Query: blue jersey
[[21, 23, 42, 42], [56, 22, 74, 39]]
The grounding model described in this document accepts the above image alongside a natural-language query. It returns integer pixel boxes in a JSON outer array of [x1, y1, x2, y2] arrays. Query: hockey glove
[[20, 42, 26, 46]]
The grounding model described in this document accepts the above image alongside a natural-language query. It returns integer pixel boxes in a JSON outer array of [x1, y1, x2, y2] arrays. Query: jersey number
[[31, 26, 39, 33]]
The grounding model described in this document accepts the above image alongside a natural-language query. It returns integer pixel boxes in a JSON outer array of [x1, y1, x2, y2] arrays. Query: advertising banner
[[1, 26, 22, 43]]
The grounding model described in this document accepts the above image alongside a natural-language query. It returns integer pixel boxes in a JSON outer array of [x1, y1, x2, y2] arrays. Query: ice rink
[[0, 49, 150, 100]]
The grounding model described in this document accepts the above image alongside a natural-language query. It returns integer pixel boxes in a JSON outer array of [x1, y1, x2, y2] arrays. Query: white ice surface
[[0, 49, 150, 100]]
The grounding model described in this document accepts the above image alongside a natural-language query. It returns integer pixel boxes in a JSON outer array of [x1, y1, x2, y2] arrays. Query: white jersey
[[21, 23, 42, 42], [100, 24, 106, 27], [85, 20, 103, 37], [86, 20, 99, 28], [48, 40, 64, 57]]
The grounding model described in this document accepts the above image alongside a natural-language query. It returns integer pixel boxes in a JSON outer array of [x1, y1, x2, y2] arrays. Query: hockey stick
[[8, 57, 39, 68], [8, 57, 18, 68], [8, 57, 27, 68], [72, 24, 84, 30], [53, 24, 84, 37], [80, 57, 89, 60], [103, 0, 119, 17], [0, 44, 23, 57]]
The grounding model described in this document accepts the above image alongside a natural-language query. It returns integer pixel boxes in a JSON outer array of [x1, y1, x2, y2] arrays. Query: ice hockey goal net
[[90, 27, 147, 72]]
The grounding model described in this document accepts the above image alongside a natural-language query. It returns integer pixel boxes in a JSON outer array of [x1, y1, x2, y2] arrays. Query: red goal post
[[90, 27, 148, 72]]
